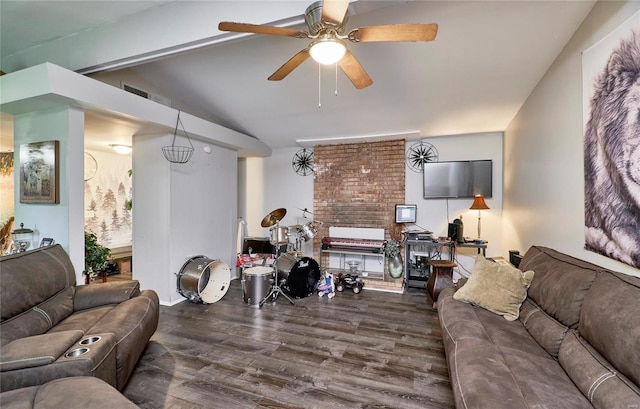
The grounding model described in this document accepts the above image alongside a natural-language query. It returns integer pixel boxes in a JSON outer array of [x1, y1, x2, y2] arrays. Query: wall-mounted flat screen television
[[395, 204, 417, 223], [423, 160, 492, 199]]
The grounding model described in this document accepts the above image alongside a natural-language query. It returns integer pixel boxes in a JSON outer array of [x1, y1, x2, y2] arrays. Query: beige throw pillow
[[453, 255, 535, 321]]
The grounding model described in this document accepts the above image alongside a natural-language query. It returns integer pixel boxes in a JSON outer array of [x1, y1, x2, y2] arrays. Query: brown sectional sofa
[[0, 244, 159, 398], [438, 245, 640, 409]]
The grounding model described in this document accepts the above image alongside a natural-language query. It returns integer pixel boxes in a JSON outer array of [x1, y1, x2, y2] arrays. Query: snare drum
[[276, 253, 320, 298], [242, 266, 273, 307], [177, 256, 231, 304]]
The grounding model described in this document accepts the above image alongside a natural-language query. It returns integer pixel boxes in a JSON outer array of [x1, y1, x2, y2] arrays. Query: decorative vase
[[388, 253, 404, 279]]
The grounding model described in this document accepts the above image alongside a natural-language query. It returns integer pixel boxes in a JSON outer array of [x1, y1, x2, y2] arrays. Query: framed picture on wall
[[19, 140, 60, 204]]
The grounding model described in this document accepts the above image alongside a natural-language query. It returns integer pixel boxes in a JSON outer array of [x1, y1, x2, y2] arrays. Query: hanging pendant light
[[162, 111, 194, 164]]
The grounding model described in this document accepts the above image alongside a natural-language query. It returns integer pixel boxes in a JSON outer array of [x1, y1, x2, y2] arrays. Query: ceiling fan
[[218, 0, 438, 89]]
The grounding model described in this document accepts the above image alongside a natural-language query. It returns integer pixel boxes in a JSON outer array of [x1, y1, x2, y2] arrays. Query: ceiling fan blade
[[349, 23, 438, 42], [321, 0, 350, 25], [218, 22, 307, 38], [338, 51, 372, 89], [268, 49, 311, 81]]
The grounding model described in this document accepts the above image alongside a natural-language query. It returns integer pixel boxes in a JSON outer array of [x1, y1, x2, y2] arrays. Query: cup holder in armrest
[[65, 347, 89, 358], [80, 336, 102, 345]]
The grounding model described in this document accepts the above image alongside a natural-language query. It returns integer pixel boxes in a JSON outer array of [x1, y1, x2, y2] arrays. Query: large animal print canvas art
[[583, 12, 640, 269]]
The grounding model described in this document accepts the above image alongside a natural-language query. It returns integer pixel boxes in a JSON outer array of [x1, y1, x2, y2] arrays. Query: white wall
[[405, 133, 503, 243], [134, 132, 238, 304], [13, 106, 85, 280], [243, 147, 315, 255], [503, 1, 640, 277], [405, 132, 503, 278], [132, 133, 171, 300]]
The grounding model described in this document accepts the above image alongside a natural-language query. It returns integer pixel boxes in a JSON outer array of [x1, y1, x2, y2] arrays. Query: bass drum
[[177, 256, 231, 304], [276, 253, 320, 298]]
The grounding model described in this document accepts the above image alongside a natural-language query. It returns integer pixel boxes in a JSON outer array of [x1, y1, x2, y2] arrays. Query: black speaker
[[448, 222, 464, 243]]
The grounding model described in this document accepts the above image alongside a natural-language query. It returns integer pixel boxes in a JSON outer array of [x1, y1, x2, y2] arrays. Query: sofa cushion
[[559, 330, 640, 409], [578, 271, 640, 388], [0, 330, 83, 371], [439, 288, 493, 342], [448, 339, 592, 409], [0, 288, 74, 347], [86, 290, 160, 390], [453, 255, 534, 321], [518, 246, 598, 328], [0, 245, 75, 322], [519, 298, 568, 358], [48, 305, 115, 335], [74, 281, 141, 311], [440, 289, 552, 360], [0, 376, 139, 409]]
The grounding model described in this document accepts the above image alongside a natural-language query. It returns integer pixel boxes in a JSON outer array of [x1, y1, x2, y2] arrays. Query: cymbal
[[289, 224, 303, 229], [261, 208, 286, 227]]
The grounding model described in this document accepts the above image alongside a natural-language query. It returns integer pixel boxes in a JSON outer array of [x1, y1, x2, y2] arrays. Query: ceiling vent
[[121, 83, 171, 107]]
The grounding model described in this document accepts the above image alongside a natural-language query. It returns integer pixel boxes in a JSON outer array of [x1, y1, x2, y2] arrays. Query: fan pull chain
[[335, 63, 339, 96], [318, 64, 322, 108]]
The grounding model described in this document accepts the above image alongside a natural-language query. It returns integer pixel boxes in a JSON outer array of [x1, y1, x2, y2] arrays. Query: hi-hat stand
[[259, 208, 294, 307]]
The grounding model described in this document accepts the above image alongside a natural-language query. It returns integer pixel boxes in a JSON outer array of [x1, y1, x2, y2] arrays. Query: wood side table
[[427, 260, 456, 309]]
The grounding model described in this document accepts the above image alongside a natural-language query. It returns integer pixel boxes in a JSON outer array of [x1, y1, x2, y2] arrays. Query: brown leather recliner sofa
[[0, 376, 140, 408], [0, 244, 159, 397], [438, 246, 640, 409]]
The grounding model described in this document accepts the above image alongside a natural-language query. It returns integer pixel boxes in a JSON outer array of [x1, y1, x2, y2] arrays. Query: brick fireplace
[[313, 139, 405, 290]]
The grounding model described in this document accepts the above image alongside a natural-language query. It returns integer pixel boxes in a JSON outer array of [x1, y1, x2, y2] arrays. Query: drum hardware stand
[[295, 207, 324, 225], [260, 220, 295, 307], [259, 208, 294, 307], [293, 231, 303, 252]]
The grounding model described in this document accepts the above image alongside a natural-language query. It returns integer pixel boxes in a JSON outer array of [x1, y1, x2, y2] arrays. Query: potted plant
[[384, 239, 404, 279], [84, 231, 111, 284]]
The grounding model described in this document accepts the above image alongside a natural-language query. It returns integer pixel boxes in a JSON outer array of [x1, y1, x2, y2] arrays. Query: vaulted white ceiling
[[1, 1, 596, 152]]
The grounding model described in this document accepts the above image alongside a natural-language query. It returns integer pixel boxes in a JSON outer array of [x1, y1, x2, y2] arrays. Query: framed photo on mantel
[[19, 140, 60, 204]]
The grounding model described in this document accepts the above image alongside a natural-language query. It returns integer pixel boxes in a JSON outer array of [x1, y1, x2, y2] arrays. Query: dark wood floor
[[123, 279, 454, 409]]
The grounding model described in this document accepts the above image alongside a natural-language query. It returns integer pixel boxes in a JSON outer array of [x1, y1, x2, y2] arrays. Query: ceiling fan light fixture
[[309, 36, 346, 65]]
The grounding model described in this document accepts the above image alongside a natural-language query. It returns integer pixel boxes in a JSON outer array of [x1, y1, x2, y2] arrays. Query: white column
[[14, 106, 85, 281], [133, 132, 237, 304]]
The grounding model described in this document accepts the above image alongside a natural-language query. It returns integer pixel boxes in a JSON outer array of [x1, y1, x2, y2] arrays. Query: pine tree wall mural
[[84, 150, 132, 248]]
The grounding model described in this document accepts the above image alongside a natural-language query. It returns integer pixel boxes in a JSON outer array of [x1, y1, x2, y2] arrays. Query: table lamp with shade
[[469, 195, 489, 239]]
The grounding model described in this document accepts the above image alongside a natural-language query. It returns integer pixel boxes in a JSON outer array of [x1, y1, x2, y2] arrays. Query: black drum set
[[242, 208, 322, 308]]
